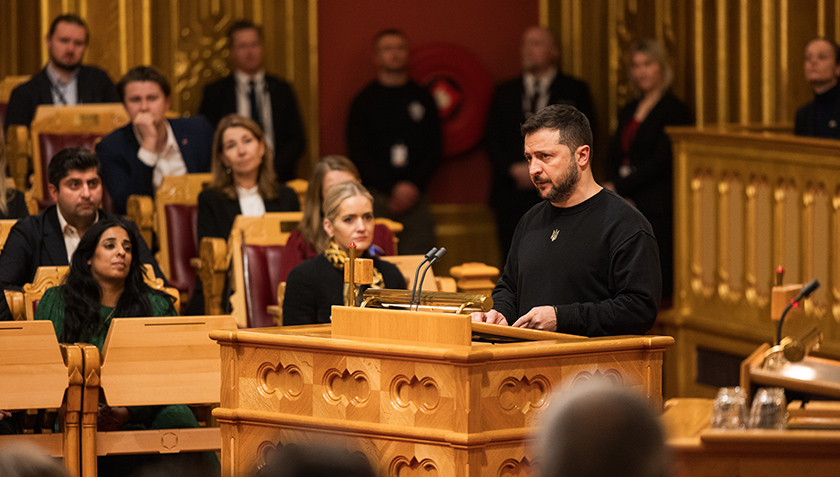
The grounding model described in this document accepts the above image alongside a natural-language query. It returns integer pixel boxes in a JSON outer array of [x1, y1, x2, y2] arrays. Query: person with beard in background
[[5, 14, 118, 127]]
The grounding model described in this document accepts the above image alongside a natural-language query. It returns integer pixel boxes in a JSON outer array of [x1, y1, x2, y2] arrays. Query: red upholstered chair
[[133, 173, 212, 309], [29, 104, 128, 211], [226, 212, 303, 328]]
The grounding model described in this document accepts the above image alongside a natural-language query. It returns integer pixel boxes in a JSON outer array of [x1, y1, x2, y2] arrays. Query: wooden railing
[[661, 124, 840, 398]]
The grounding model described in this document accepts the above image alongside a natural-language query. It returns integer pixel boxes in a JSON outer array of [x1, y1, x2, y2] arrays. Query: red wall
[[318, 0, 539, 204]]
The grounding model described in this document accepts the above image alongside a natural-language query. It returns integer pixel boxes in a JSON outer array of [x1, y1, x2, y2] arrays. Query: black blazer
[[0, 206, 164, 290], [794, 84, 840, 138], [196, 186, 300, 242], [605, 91, 693, 216], [96, 117, 215, 214], [283, 254, 407, 326], [198, 74, 306, 182], [4, 66, 119, 126], [484, 72, 595, 208]]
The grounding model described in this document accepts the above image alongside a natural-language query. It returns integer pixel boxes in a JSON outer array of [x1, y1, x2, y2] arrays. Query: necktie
[[529, 80, 541, 114], [248, 80, 262, 128]]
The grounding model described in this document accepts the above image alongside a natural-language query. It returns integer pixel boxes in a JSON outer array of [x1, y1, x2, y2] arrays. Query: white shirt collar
[[235, 70, 266, 89], [56, 206, 99, 262], [523, 67, 558, 95]]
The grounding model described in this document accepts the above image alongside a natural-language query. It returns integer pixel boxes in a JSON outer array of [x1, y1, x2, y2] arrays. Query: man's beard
[[50, 53, 81, 73], [534, 158, 579, 204]]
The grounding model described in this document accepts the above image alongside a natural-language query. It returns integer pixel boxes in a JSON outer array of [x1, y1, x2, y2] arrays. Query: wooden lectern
[[211, 306, 673, 476]]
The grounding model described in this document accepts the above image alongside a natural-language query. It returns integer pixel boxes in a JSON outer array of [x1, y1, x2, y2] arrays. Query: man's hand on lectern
[[470, 309, 508, 325], [512, 306, 556, 331]]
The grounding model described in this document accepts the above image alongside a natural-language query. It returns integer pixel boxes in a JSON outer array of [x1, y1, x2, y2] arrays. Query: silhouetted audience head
[[539, 382, 670, 477], [0, 442, 69, 477], [255, 444, 376, 477]]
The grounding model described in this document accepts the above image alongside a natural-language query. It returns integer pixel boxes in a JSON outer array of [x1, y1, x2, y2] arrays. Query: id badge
[[391, 143, 408, 168]]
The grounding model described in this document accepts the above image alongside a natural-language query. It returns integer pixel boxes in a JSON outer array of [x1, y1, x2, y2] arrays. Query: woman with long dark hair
[[35, 220, 216, 475], [36, 219, 175, 346]]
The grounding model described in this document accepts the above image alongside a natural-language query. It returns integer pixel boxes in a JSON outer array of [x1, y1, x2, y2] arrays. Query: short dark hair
[[48, 147, 101, 189], [48, 14, 89, 43], [373, 28, 408, 48], [116, 66, 171, 103], [808, 37, 840, 65], [521, 104, 593, 154], [227, 20, 262, 45]]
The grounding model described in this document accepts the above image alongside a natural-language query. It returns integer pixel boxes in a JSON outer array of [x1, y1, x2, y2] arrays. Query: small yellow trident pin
[[550, 229, 559, 241]]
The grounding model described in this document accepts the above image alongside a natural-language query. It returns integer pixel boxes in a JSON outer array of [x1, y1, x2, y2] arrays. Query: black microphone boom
[[415, 248, 447, 310], [776, 279, 820, 345], [410, 247, 438, 308]]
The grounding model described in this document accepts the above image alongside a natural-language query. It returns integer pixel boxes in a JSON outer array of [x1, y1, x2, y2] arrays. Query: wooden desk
[[663, 398, 840, 476], [211, 310, 673, 476]]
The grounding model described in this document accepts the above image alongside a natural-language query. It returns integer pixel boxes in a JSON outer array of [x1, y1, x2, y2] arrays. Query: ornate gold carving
[[322, 369, 370, 406], [718, 175, 745, 303], [833, 188, 840, 323], [745, 177, 771, 307], [258, 361, 303, 400], [571, 369, 624, 387], [256, 440, 281, 471], [498, 457, 533, 477], [691, 172, 716, 297], [498, 375, 550, 414], [160, 432, 179, 451], [389, 456, 438, 476], [802, 183, 829, 319], [390, 376, 440, 413]]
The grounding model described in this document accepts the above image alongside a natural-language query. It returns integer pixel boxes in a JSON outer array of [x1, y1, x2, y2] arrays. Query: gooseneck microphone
[[776, 279, 820, 345], [414, 248, 447, 310], [410, 247, 438, 309]]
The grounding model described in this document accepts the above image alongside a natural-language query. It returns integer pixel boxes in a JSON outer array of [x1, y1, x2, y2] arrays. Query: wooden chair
[[207, 212, 302, 327], [285, 178, 308, 212], [6, 123, 30, 192], [449, 262, 500, 295], [29, 104, 129, 209], [79, 315, 237, 477], [379, 255, 457, 293], [0, 321, 84, 477], [0, 75, 29, 126], [22, 264, 180, 321], [126, 173, 211, 308], [0, 217, 17, 252]]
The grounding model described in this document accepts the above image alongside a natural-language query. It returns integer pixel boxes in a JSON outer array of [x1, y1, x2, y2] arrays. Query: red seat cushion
[[38, 133, 107, 208], [0, 103, 7, 126], [242, 244, 285, 328], [164, 204, 199, 295]]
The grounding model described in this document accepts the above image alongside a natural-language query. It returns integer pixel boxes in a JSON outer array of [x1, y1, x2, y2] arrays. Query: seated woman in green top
[[35, 219, 217, 475]]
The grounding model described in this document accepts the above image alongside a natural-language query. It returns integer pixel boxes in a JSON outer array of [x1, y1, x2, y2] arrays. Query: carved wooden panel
[[213, 328, 669, 476]]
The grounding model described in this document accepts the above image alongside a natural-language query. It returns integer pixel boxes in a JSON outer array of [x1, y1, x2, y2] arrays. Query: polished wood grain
[[211, 313, 673, 476]]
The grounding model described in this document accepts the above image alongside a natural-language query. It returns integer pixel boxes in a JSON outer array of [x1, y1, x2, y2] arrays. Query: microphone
[[776, 279, 820, 345], [410, 247, 438, 308], [415, 248, 447, 310]]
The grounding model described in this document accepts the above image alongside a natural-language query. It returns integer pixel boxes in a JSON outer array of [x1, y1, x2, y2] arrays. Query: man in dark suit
[[0, 148, 164, 292], [198, 20, 306, 183], [5, 14, 118, 127], [97, 66, 214, 214], [485, 26, 595, 262]]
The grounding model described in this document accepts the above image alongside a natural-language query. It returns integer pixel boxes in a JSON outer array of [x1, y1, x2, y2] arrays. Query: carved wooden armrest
[[4, 290, 24, 321], [6, 124, 30, 192], [449, 262, 500, 295], [198, 237, 229, 316], [272, 282, 287, 327], [434, 276, 457, 293], [125, 195, 154, 247]]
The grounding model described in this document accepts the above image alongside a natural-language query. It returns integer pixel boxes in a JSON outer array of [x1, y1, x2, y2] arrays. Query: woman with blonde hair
[[278, 155, 395, 283], [604, 39, 692, 302], [0, 124, 28, 219], [283, 181, 405, 325]]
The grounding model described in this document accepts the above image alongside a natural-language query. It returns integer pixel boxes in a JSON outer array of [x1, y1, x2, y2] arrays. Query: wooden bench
[[0, 321, 83, 477], [80, 315, 236, 476]]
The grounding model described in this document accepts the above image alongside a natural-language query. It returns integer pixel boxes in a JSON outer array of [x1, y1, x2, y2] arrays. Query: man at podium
[[472, 104, 661, 337]]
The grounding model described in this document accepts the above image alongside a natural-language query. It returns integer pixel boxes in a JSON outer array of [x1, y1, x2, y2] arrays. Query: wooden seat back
[[29, 104, 129, 209], [153, 173, 211, 303], [0, 321, 83, 476], [0, 75, 29, 125], [0, 218, 18, 253], [229, 212, 302, 328], [80, 315, 236, 475]]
